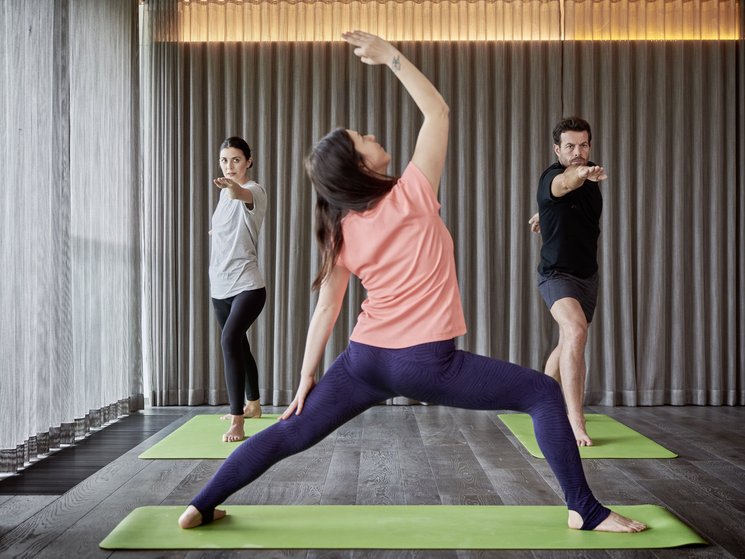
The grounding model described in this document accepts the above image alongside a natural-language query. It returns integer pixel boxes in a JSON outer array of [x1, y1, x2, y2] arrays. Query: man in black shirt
[[529, 117, 605, 446]]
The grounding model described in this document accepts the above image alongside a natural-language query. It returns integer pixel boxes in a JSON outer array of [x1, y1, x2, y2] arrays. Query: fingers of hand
[[342, 30, 369, 46], [344, 30, 387, 63], [589, 167, 607, 181], [281, 401, 297, 420], [344, 30, 372, 40]]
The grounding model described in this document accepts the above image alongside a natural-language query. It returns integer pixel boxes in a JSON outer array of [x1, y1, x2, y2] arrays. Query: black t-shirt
[[536, 161, 602, 278]]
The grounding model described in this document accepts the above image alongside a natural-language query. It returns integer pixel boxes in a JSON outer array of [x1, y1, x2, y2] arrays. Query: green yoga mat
[[100, 504, 704, 550], [139, 414, 280, 459], [498, 413, 677, 459]]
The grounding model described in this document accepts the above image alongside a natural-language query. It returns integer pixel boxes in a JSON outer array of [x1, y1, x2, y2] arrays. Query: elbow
[[426, 102, 449, 126], [438, 102, 449, 120], [314, 302, 335, 315], [427, 96, 448, 120], [314, 300, 342, 321]]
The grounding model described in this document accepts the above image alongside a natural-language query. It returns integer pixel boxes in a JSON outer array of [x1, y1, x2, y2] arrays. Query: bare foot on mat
[[178, 505, 226, 529], [220, 400, 262, 420], [568, 510, 647, 532], [222, 416, 245, 442]]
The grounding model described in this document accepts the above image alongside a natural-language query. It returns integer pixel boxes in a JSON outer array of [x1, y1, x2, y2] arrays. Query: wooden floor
[[0, 413, 179, 495], [1, 404, 744, 559]]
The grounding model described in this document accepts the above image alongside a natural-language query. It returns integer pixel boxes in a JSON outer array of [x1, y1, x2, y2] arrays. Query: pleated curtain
[[2, 0, 743, 475], [1, 0, 142, 473], [139, 0, 744, 410]]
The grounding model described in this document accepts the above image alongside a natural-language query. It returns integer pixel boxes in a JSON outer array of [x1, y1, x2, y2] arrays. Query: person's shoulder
[[241, 181, 267, 212], [402, 161, 426, 182], [246, 181, 267, 200], [537, 162, 565, 205], [542, 161, 564, 175], [245, 180, 264, 191], [399, 162, 435, 198], [539, 161, 563, 185]]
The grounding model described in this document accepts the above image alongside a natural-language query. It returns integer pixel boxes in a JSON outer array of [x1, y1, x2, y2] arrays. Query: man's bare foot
[[220, 400, 262, 420], [178, 505, 226, 529], [222, 415, 245, 442], [568, 510, 646, 532], [569, 415, 593, 446]]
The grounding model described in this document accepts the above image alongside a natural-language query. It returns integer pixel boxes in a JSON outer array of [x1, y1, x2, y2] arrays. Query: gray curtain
[[0, 0, 142, 473], [139, 3, 744, 409], [561, 40, 743, 404], [3, 2, 742, 474]]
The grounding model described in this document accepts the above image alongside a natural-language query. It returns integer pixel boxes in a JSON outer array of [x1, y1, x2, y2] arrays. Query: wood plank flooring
[[0, 413, 179, 495], [0, 405, 743, 559]]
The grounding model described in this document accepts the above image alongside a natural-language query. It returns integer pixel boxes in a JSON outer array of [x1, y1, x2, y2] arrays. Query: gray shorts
[[537, 271, 598, 324]]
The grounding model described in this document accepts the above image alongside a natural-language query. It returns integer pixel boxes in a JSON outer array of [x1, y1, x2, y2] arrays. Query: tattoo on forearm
[[392, 55, 401, 71]]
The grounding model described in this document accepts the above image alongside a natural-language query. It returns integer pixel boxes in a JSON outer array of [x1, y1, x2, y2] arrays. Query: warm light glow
[[565, 0, 741, 40], [155, 1, 741, 42]]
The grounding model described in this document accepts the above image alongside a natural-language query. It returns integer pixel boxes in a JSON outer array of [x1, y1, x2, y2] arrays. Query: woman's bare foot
[[222, 415, 245, 442], [178, 505, 226, 529], [220, 400, 262, 420], [568, 414, 593, 446], [568, 510, 647, 532], [245, 400, 262, 418]]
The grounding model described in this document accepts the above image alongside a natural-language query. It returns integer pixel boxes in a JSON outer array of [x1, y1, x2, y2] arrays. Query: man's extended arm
[[550, 165, 607, 198]]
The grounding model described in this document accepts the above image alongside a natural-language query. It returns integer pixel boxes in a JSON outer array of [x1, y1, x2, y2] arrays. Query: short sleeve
[[538, 166, 564, 204], [397, 162, 441, 214], [245, 182, 267, 213]]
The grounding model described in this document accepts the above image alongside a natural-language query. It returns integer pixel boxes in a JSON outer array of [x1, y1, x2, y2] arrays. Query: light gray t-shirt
[[209, 180, 267, 299]]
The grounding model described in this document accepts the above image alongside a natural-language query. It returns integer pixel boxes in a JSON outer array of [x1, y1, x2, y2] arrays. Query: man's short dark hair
[[552, 117, 592, 145]]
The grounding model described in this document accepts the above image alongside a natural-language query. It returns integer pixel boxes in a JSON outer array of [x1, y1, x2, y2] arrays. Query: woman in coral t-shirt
[[179, 31, 646, 535]]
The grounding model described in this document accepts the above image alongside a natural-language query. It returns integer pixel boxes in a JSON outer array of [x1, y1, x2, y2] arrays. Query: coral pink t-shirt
[[337, 162, 467, 348]]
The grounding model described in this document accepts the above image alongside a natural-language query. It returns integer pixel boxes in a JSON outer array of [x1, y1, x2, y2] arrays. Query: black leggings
[[211, 288, 266, 415]]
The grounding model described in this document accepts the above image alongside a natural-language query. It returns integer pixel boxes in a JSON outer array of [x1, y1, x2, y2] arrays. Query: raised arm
[[213, 177, 255, 208], [550, 165, 607, 198], [342, 30, 448, 194], [281, 264, 351, 418]]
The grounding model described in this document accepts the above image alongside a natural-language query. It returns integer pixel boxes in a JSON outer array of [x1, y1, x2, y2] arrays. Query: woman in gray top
[[210, 137, 268, 442]]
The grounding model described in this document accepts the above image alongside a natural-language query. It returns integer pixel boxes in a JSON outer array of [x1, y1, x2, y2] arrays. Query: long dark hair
[[305, 128, 398, 290]]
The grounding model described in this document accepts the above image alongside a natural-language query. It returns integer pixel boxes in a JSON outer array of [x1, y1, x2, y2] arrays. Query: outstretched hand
[[213, 177, 241, 190], [281, 375, 316, 419], [342, 30, 397, 66], [578, 165, 607, 183]]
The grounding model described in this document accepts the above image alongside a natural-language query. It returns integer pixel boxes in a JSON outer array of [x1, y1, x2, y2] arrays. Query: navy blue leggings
[[191, 339, 610, 529], [212, 288, 266, 414]]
